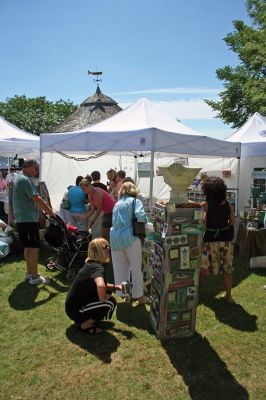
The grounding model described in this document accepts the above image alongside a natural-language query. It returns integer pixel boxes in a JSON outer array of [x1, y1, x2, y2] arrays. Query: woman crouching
[[65, 238, 121, 334]]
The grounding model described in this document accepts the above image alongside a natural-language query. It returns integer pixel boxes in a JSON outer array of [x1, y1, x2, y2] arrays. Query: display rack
[[187, 189, 238, 216], [149, 202, 204, 339]]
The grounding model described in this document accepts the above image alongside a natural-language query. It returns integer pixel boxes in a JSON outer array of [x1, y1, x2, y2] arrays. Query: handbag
[[61, 191, 71, 210], [132, 198, 146, 241]]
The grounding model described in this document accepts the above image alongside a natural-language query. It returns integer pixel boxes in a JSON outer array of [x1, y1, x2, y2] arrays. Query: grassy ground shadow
[[66, 321, 135, 364], [162, 333, 249, 400]]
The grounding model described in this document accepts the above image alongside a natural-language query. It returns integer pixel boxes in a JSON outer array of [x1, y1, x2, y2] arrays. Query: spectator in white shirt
[[6, 166, 18, 185]]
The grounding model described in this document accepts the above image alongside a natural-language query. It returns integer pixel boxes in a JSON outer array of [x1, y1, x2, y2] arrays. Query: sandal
[[124, 295, 132, 303], [79, 326, 104, 335], [135, 296, 150, 305]]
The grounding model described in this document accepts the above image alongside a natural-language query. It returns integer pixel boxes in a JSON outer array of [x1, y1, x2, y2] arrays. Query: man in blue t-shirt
[[13, 159, 55, 285]]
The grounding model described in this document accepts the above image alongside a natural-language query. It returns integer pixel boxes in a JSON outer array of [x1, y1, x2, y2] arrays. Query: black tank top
[[204, 200, 232, 242]]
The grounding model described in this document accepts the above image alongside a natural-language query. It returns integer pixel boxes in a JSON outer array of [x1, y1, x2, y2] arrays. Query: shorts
[[16, 222, 40, 248], [201, 241, 233, 275], [102, 212, 113, 228]]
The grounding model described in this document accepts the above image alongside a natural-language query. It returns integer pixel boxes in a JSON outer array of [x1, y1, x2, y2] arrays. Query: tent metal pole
[[234, 156, 241, 243], [236, 156, 240, 217], [149, 150, 155, 213], [39, 136, 43, 181], [134, 155, 138, 184]]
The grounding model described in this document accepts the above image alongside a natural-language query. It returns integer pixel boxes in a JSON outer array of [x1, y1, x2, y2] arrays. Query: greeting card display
[[149, 203, 203, 339]]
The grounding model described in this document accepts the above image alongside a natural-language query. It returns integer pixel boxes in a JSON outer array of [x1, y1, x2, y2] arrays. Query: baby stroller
[[44, 214, 92, 282]]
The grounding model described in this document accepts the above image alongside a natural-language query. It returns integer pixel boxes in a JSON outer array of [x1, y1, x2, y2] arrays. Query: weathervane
[[88, 69, 103, 89]]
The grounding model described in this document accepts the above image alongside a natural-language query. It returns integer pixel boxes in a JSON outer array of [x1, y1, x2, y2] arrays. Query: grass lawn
[[0, 244, 265, 400]]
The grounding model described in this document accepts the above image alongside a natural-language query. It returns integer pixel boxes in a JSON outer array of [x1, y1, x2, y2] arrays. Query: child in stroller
[[44, 214, 92, 281]]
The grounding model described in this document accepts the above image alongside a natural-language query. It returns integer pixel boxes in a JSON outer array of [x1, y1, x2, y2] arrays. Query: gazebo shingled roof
[[54, 86, 122, 132]]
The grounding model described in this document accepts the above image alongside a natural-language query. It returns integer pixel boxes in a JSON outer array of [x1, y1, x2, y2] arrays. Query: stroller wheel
[[65, 268, 77, 282], [45, 257, 58, 271]]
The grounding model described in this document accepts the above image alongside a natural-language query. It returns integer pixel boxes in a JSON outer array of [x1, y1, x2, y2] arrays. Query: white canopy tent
[[0, 116, 40, 158], [226, 112, 266, 211], [40, 98, 241, 210]]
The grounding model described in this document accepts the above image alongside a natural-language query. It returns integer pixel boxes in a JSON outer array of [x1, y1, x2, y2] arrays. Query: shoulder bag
[[132, 198, 146, 241], [61, 191, 71, 210]]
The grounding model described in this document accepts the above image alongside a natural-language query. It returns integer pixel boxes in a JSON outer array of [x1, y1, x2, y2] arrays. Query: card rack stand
[[142, 239, 155, 294], [149, 203, 204, 339]]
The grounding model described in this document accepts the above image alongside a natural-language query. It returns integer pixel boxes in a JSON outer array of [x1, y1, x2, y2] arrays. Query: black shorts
[[102, 212, 113, 228], [16, 222, 40, 248]]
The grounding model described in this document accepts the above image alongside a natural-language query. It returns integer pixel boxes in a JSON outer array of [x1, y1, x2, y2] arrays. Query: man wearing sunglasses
[[13, 159, 55, 285]]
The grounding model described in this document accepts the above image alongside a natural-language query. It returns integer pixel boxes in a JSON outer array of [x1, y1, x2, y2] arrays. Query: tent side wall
[[238, 155, 266, 212], [41, 152, 136, 211]]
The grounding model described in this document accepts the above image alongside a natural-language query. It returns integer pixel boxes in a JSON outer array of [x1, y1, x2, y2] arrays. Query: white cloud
[[119, 99, 217, 120], [112, 87, 221, 96]]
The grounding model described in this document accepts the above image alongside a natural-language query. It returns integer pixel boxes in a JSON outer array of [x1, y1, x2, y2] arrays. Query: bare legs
[[24, 247, 39, 278], [223, 272, 234, 303]]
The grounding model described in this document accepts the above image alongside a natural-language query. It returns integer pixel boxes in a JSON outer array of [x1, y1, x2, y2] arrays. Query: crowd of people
[[0, 166, 19, 223], [0, 165, 19, 193], [9, 158, 236, 335]]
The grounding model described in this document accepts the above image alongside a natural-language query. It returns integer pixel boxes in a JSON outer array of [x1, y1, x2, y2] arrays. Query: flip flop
[[79, 326, 104, 335], [124, 295, 132, 303], [219, 296, 236, 304]]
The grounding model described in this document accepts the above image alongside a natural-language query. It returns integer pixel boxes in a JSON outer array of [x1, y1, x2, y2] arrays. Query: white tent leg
[[149, 151, 155, 213], [236, 156, 240, 217]]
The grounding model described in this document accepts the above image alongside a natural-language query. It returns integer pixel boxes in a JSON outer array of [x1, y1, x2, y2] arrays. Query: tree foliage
[[205, 0, 266, 128], [0, 95, 78, 135]]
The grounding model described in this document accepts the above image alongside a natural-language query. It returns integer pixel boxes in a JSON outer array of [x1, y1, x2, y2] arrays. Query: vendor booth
[[40, 97, 241, 338], [226, 113, 266, 269], [0, 116, 40, 158], [226, 112, 266, 213], [0, 117, 40, 228]]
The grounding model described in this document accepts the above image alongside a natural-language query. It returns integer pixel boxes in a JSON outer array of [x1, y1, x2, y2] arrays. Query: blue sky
[[1, 0, 249, 139]]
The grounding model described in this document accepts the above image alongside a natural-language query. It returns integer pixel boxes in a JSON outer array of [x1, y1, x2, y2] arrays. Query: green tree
[[0, 95, 78, 135], [205, 0, 266, 128]]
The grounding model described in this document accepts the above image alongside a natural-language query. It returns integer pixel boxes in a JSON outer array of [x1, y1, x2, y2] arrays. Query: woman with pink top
[[0, 172, 7, 193], [79, 179, 116, 241]]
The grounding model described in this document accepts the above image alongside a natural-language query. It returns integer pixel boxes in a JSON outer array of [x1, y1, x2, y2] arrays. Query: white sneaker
[[29, 274, 50, 285], [25, 272, 32, 281]]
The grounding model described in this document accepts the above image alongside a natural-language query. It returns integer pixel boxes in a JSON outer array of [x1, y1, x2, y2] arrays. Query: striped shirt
[[110, 195, 148, 251]]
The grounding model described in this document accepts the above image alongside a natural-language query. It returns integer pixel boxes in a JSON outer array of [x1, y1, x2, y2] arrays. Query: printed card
[[187, 286, 197, 297], [169, 248, 179, 260], [180, 246, 190, 269], [181, 311, 192, 321], [194, 209, 204, 221]]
